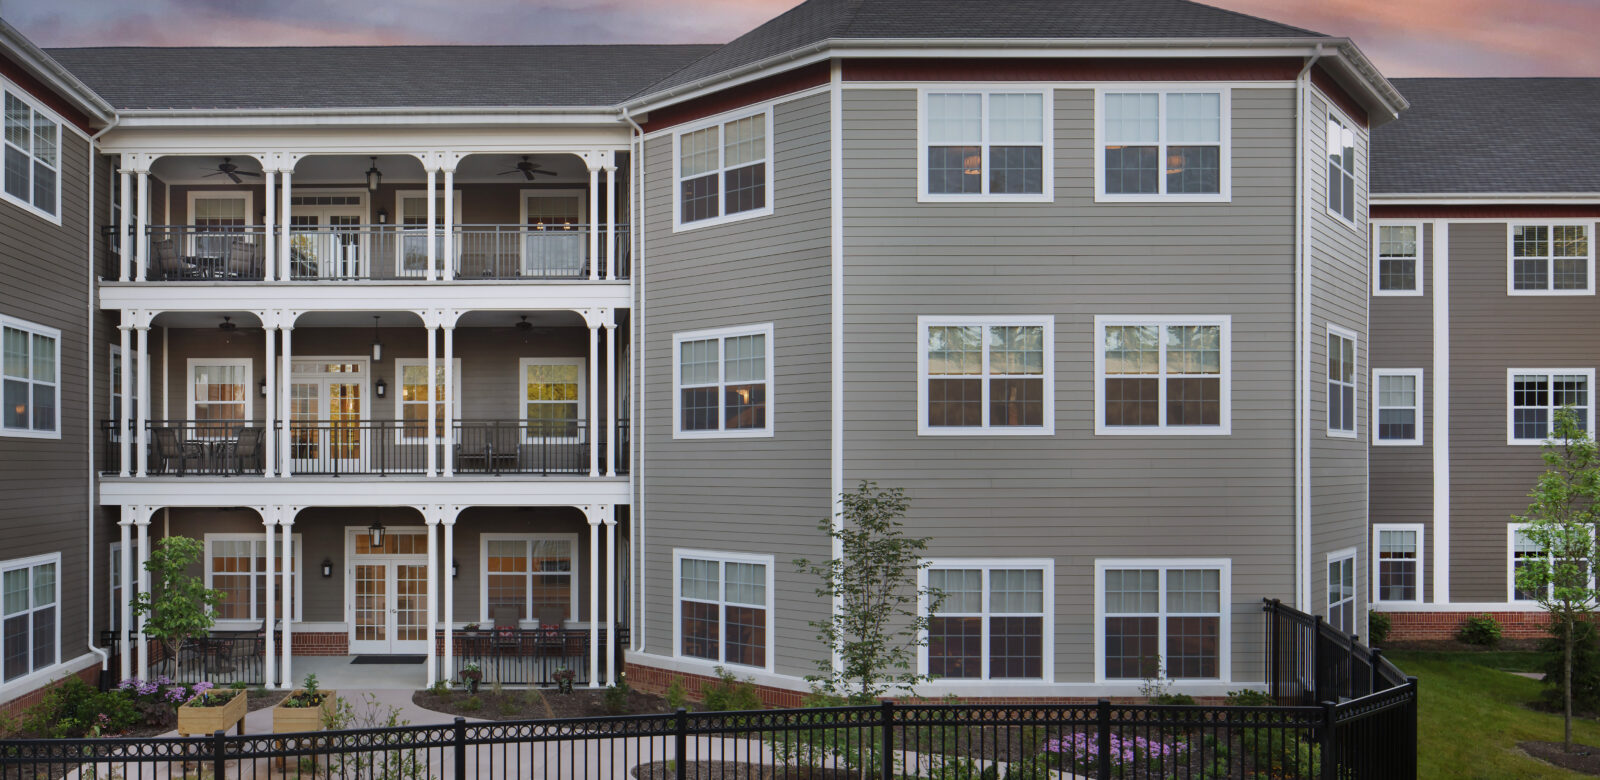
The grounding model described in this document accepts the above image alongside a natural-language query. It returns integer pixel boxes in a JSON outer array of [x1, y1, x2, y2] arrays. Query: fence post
[[1096, 699, 1111, 780], [1312, 614, 1325, 704], [675, 707, 688, 780], [880, 700, 894, 780], [1370, 647, 1384, 693], [212, 729, 226, 780], [454, 717, 467, 779], [1266, 599, 1279, 700], [1319, 701, 1338, 780]]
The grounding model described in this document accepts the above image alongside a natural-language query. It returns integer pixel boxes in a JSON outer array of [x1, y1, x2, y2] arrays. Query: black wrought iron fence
[[99, 629, 267, 688], [445, 626, 628, 687], [1264, 597, 1408, 706]]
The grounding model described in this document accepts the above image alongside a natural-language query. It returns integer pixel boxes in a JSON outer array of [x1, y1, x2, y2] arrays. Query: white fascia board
[[110, 108, 624, 130], [99, 281, 630, 315], [1373, 194, 1600, 205], [99, 476, 631, 508]]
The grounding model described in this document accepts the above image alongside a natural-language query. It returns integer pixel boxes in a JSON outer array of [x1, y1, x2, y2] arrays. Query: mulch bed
[[412, 688, 668, 720], [633, 761, 855, 779], [1521, 741, 1600, 776]]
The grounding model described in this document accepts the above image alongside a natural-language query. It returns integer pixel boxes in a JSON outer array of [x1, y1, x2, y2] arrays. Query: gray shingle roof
[[635, 0, 1327, 98], [43, 45, 719, 110], [1373, 78, 1600, 195]]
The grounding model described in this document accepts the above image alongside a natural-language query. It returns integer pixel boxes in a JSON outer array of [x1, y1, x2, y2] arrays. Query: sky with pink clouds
[[5, 0, 1593, 77]]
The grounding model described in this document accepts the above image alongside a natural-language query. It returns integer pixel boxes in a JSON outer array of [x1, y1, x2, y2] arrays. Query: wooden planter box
[[176, 689, 247, 737], [272, 689, 338, 734]]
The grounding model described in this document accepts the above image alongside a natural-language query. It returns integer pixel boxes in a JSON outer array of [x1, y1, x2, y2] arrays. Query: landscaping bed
[[633, 761, 855, 779], [1521, 741, 1600, 777], [412, 687, 668, 720]]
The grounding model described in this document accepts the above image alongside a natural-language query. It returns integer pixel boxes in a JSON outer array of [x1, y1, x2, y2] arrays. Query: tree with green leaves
[[131, 536, 225, 672], [796, 480, 943, 701], [1515, 406, 1600, 752]]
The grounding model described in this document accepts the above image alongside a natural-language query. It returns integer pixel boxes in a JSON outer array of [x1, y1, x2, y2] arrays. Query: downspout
[[620, 106, 645, 653], [1294, 46, 1322, 609], [86, 116, 120, 676]]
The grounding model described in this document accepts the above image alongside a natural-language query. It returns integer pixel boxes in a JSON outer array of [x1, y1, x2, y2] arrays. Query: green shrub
[[702, 666, 762, 712], [602, 673, 631, 715], [460, 696, 482, 712], [1541, 619, 1600, 714], [664, 677, 691, 711], [23, 678, 139, 738], [1368, 611, 1392, 645], [1225, 688, 1277, 707], [1458, 614, 1504, 646]]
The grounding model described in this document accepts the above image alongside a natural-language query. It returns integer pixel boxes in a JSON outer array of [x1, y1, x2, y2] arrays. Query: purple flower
[[136, 681, 159, 696], [155, 675, 173, 686], [165, 687, 189, 703], [117, 678, 138, 690], [193, 681, 213, 694]]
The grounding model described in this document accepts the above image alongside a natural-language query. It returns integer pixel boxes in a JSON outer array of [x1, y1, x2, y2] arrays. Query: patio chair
[[486, 422, 521, 474], [216, 426, 265, 474], [533, 606, 567, 658], [225, 238, 264, 280], [490, 605, 521, 656], [152, 239, 185, 280], [153, 428, 204, 475]]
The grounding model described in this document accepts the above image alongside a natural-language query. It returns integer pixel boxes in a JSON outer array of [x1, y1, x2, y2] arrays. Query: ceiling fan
[[498, 156, 558, 180], [204, 157, 262, 185]]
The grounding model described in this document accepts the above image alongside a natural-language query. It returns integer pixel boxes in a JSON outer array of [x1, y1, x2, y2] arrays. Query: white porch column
[[604, 319, 616, 476], [134, 169, 149, 281], [426, 165, 438, 282], [263, 510, 277, 689], [588, 508, 601, 687], [117, 168, 132, 281], [442, 324, 454, 478], [117, 511, 133, 681], [118, 322, 132, 477], [604, 511, 617, 686], [586, 156, 601, 281], [280, 512, 295, 688], [442, 510, 456, 678], [263, 323, 276, 477], [263, 168, 277, 282], [442, 163, 455, 282], [279, 169, 293, 280], [588, 319, 599, 478], [280, 325, 294, 477], [425, 511, 440, 688], [134, 323, 150, 477], [134, 511, 151, 680], [604, 160, 617, 280], [426, 321, 438, 476]]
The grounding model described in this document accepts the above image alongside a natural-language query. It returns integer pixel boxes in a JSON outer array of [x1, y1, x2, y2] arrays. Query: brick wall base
[[291, 632, 348, 656], [0, 665, 103, 718], [1378, 610, 1554, 641]]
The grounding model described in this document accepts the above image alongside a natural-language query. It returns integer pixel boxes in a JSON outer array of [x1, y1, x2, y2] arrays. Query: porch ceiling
[[149, 152, 595, 186]]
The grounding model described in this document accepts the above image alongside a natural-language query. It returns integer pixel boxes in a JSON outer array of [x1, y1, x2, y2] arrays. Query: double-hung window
[[675, 109, 771, 229], [923, 560, 1052, 681], [1373, 368, 1423, 445], [2, 554, 57, 682], [1095, 316, 1229, 434], [482, 534, 575, 624], [1373, 525, 1423, 603], [919, 316, 1053, 434], [1507, 369, 1594, 444], [518, 357, 583, 441], [395, 358, 461, 442], [1, 316, 58, 438], [1327, 326, 1357, 438], [1509, 223, 1593, 294], [2, 87, 60, 220], [674, 324, 773, 438], [1510, 523, 1595, 602], [205, 535, 300, 623], [921, 90, 1050, 200], [188, 359, 251, 436], [1326, 112, 1357, 224], [1098, 89, 1228, 201], [1099, 560, 1228, 681], [675, 550, 772, 671], [1374, 223, 1423, 294], [1327, 550, 1356, 634]]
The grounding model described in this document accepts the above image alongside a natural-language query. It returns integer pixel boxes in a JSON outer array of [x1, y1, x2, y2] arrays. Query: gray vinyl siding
[[1305, 88, 1370, 631], [637, 91, 834, 678], [1368, 223, 1433, 603], [0, 119, 93, 686], [839, 86, 1301, 683]]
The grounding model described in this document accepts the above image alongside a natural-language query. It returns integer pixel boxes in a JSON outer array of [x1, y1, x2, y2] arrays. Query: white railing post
[[134, 321, 149, 477], [604, 510, 617, 685], [588, 507, 601, 687], [134, 168, 149, 281], [263, 509, 277, 689], [117, 168, 131, 281], [604, 158, 617, 280], [443, 323, 454, 478], [586, 154, 601, 281], [280, 512, 294, 688], [117, 510, 133, 681], [426, 162, 438, 282], [425, 510, 440, 689], [134, 509, 151, 680], [605, 319, 616, 476], [588, 316, 600, 478], [118, 321, 132, 477], [263, 167, 277, 282], [280, 325, 294, 477], [427, 318, 438, 476], [263, 320, 276, 477], [279, 169, 293, 280], [443, 510, 456, 678], [442, 159, 455, 281]]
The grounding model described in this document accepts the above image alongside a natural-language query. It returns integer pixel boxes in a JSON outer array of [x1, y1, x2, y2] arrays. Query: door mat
[[350, 655, 426, 665]]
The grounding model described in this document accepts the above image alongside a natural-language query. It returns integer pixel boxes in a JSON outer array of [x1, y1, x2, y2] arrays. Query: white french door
[[290, 200, 366, 278], [348, 529, 431, 655], [520, 191, 585, 276], [290, 359, 368, 473]]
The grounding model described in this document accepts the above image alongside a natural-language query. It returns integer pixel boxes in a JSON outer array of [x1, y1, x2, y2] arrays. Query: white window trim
[[0, 313, 61, 439], [1508, 522, 1598, 602], [1324, 107, 1360, 228], [1372, 220, 1425, 296], [916, 87, 1055, 203], [1372, 524, 1424, 605], [916, 557, 1055, 682], [1093, 558, 1232, 684], [671, 548, 776, 674], [392, 189, 460, 226], [203, 533, 303, 626], [1327, 547, 1357, 631], [0, 552, 60, 682], [0, 79, 63, 225], [1326, 324, 1359, 439], [1372, 368, 1423, 446], [671, 322, 775, 440], [1093, 86, 1232, 204], [393, 357, 461, 444], [1505, 368, 1596, 446], [1093, 314, 1232, 436], [478, 532, 580, 627], [186, 190, 255, 227], [1506, 222, 1596, 296], [186, 357, 253, 427], [517, 356, 587, 441], [916, 315, 1055, 436], [670, 104, 776, 233], [518, 188, 587, 225]]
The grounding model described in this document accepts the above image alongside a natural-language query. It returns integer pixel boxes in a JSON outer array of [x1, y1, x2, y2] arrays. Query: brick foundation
[[290, 632, 348, 656], [0, 665, 103, 717], [1378, 610, 1554, 641]]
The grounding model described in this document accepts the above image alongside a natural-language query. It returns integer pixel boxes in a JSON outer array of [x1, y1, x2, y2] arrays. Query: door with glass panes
[[289, 196, 365, 278], [289, 359, 367, 474], [348, 529, 429, 654]]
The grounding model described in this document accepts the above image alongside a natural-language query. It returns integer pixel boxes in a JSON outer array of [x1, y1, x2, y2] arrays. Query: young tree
[[131, 536, 225, 672], [797, 481, 944, 701], [1515, 406, 1600, 752]]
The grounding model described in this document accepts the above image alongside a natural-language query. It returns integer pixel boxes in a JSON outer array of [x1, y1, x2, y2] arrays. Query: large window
[[675, 109, 771, 229], [1, 316, 58, 437], [1326, 112, 1356, 224], [923, 560, 1052, 681], [1373, 525, 1423, 604], [1095, 316, 1230, 434], [1327, 550, 1356, 634], [518, 358, 585, 439], [1327, 326, 1358, 438], [1373, 368, 1423, 445], [2, 87, 60, 220], [188, 358, 251, 427], [2, 554, 57, 683], [1374, 223, 1423, 295], [918, 316, 1053, 434], [1097, 89, 1228, 201], [205, 535, 300, 623], [1510, 523, 1595, 602], [1509, 223, 1592, 294], [1099, 560, 1229, 681], [481, 534, 575, 624], [673, 324, 773, 438], [394, 358, 460, 442], [1507, 369, 1594, 445], [920, 90, 1050, 200], [675, 550, 772, 671]]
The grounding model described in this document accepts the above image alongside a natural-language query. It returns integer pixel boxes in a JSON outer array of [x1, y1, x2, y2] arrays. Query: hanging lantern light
[[365, 156, 383, 192]]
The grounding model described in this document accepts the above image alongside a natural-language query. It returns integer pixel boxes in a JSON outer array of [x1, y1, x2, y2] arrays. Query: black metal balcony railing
[[446, 625, 628, 687], [100, 418, 631, 477], [101, 224, 630, 281]]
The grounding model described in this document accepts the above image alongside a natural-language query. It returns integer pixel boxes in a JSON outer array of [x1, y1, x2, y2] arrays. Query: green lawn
[[1389, 650, 1600, 779]]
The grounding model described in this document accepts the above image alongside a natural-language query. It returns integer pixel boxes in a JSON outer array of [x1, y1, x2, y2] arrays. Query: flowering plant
[[1045, 732, 1188, 777], [117, 677, 216, 726], [551, 667, 576, 695]]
